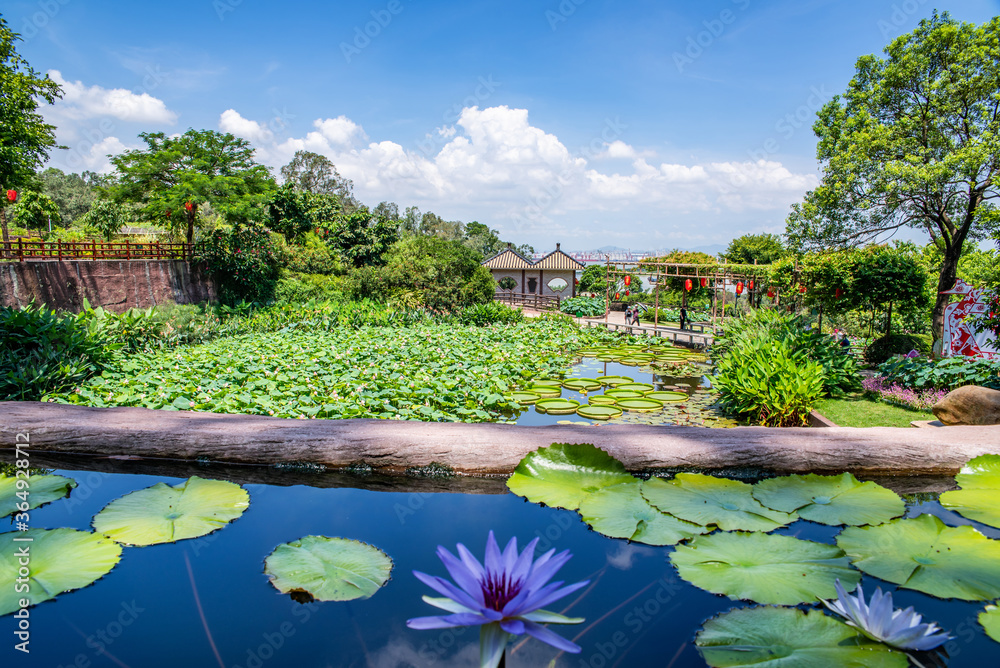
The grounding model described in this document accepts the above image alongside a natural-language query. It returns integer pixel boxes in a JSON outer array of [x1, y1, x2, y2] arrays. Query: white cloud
[[52, 135, 131, 174], [219, 109, 273, 143], [47, 70, 177, 124]]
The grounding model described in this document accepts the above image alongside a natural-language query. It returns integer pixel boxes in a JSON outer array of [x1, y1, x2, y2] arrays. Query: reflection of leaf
[[671, 532, 859, 605], [981, 604, 1000, 643], [940, 454, 1000, 528], [93, 476, 249, 546], [578, 481, 708, 545], [837, 514, 1000, 601], [264, 536, 392, 601], [752, 473, 904, 526], [643, 474, 796, 532], [0, 474, 76, 518], [696, 607, 908, 668], [0, 528, 122, 616], [507, 443, 634, 510]]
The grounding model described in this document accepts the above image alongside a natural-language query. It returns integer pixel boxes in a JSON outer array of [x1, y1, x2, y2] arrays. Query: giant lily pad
[[671, 531, 859, 605], [507, 443, 635, 510], [92, 476, 250, 546], [562, 379, 602, 392], [588, 395, 618, 406], [643, 474, 796, 532], [0, 473, 77, 518], [752, 473, 904, 526], [940, 454, 1000, 528], [604, 389, 644, 400], [578, 481, 709, 545], [616, 398, 664, 412], [264, 535, 392, 602], [576, 405, 623, 421], [696, 606, 907, 668], [981, 604, 1000, 643], [534, 398, 581, 415], [645, 391, 688, 402], [837, 514, 1000, 601], [510, 391, 541, 405], [0, 528, 122, 616], [615, 383, 654, 393], [596, 376, 633, 386]]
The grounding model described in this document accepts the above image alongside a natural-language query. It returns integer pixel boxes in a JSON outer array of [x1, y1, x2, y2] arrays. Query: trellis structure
[[601, 258, 775, 330]]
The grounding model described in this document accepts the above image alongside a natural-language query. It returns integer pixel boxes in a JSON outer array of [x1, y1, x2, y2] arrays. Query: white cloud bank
[[48, 70, 177, 124]]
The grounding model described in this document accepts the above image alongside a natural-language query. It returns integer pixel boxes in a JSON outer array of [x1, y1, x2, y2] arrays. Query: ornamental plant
[[195, 222, 281, 305]]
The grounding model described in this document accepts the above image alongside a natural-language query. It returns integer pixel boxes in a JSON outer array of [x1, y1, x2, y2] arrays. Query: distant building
[[482, 243, 584, 298]]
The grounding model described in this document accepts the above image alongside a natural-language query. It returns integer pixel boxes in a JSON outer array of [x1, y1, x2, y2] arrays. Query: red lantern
[[5, 189, 16, 203], [700, 277, 707, 288], [799, 285, 807, 294], [625, 290, 630, 296], [835, 288, 843, 299], [615, 292, 620, 300], [165, 209, 172, 217], [685, 279, 693, 292], [748, 280, 754, 291], [624, 275, 631, 287], [184, 201, 194, 212], [736, 281, 744, 295], [767, 289, 775, 298]]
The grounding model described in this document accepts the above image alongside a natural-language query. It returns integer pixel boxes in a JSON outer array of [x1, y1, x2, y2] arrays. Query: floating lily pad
[[671, 531, 859, 605], [576, 405, 623, 421], [616, 398, 664, 412], [507, 443, 635, 510], [837, 514, 1000, 601], [645, 391, 688, 402], [619, 357, 650, 366], [615, 383, 654, 392], [264, 536, 392, 602], [535, 398, 581, 415], [588, 395, 618, 406], [0, 473, 77, 518], [752, 473, 904, 526], [578, 481, 708, 545], [562, 378, 602, 391], [643, 474, 796, 532], [526, 385, 561, 398], [596, 375, 633, 386], [527, 379, 562, 387], [92, 476, 250, 546], [604, 389, 644, 400], [0, 528, 122, 616], [696, 606, 907, 668], [981, 604, 1000, 643], [510, 391, 541, 405], [940, 454, 1000, 528]]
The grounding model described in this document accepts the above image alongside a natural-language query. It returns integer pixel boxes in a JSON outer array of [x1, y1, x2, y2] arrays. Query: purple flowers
[[862, 376, 947, 411], [407, 531, 588, 667]]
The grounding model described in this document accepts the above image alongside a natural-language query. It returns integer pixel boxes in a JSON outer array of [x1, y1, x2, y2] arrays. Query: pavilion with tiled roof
[[482, 243, 584, 298]]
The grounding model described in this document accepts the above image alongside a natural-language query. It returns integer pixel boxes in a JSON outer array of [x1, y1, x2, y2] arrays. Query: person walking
[[679, 306, 687, 330]]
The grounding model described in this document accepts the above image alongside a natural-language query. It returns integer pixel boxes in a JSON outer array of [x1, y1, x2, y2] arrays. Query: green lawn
[[813, 395, 932, 428]]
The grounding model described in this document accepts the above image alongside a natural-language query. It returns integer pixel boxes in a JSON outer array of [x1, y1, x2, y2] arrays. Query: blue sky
[[8, 0, 1000, 252]]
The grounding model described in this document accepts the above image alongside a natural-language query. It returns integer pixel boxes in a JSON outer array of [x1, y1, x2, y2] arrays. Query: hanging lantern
[[5, 189, 17, 203], [685, 279, 693, 292], [799, 285, 807, 294], [700, 277, 707, 288], [615, 292, 620, 300], [736, 281, 744, 295], [165, 209, 172, 217], [624, 275, 631, 287], [767, 289, 775, 298], [184, 201, 194, 212], [835, 288, 843, 299], [748, 280, 754, 291], [625, 290, 630, 296]]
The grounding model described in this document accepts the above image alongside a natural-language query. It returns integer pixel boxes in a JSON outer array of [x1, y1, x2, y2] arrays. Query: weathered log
[[2, 402, 998, 478]]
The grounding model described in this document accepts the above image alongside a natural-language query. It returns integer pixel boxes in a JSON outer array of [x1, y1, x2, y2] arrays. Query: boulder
[[933, 385, 1000, 426]]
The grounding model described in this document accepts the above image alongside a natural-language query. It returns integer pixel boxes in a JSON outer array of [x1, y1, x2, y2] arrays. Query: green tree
[[463, 221, 534, 258], [10, 190, 60, 232], [279, 150, 358, 210], [378, 235, 495, 311], [0, 16, 63, 246], [108, 129, 275, 244], [326, 206, 400, 267], [266, 184, 340, 242], [720, 233, 786, 265], [79, 200, 129, 240], [785, 12, 1000, 342], [38, 168, 97, 226]]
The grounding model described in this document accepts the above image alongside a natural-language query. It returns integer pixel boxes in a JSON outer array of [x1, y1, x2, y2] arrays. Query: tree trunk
[[0, 206, 8, 258], [186, 205, 196, 245], [932, 242, 963, 343], [885, 302, 892, 337]]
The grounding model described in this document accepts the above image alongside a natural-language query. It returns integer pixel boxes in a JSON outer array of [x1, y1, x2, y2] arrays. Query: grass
[[813, 394, 931, 428]]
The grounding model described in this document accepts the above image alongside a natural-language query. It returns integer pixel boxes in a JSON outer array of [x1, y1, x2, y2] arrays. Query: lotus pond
[[4, 448, 1000, 667]]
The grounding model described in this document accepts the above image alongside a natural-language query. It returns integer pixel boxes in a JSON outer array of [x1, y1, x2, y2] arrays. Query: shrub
[[861, 376, 946, 412], [864, 333, 932, 366], [79, 303, 164, 353], [275, 272, 344, 303], [280, 232, 343, 275], [378, 235, 495, 312], [560, 296, 605, 317], [639, 307, 711, 324], [195, 222, 282, 305], [457, 302, 524, 326], [714, 337, 825, 426], [877, 356, 1000, 391]]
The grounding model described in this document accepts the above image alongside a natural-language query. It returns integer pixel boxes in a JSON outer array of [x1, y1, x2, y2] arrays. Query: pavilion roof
[[481, 247, 535, 270]]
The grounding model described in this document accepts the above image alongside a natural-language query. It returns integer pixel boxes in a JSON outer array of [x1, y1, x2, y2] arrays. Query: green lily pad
[[507, 443, 635, 510], [645, 391, 688, 402], [535, 398, 581, 415], [0, 528, 122, 616], [981, 603, 1000, 643], [752, 473, 904, 526], [588, 395, 618, 406], [576, 405, 623, 421], [0, 474, 77, 518], [696, 606, 908, 668], [837, 513, 1000, 601], [615, 383, 654, 392], [562, 379, 602, 392], [527, 379, 562, 387], [526, 385, 561, 398], [671, 531, 859, 605], [510, 391, 541, 405], [940, 454, 1000, 528], [643, 474, 796, 532], [604, 389, 643, 400], [596, 376, 633, 386], [616, 398, 664, 412], [578, 480, 708, 545], [264, 536, 393, 602], [92, 476, 250, 546]]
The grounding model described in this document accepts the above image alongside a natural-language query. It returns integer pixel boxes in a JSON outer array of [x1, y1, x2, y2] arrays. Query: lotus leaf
[[671, 531, 859, 605], [940, 454, 1000, 528], [696, 606, 907, 668], [576, 405, 623, 421], [752, 473, 904, 526], [643, 474, 796, 532], [0, 528, 122, 616], [534, 398, 581, 415], [578, 481, 708, 545], [507, 443, 635, 510], [264, 536, 393, 602], [92, 476, 250, 546], [837, 514, 1000, 601], [0, 473, 77, 518], [981, 604, 1000, 643], [596, 376, 633, 386], [644, 391, 688, 402], [615, 398, 664, 412]]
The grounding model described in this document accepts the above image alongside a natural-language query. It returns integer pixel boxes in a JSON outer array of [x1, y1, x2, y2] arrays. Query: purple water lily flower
[[407, 531, 588, 668], [822, 580, 952, 652]]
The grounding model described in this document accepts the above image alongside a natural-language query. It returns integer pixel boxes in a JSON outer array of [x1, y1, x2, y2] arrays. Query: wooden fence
[[0, 239, 195, 262], [494, 291, 561, 311]]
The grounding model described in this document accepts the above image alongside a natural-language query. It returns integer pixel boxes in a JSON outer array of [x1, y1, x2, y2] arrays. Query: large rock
[[933, 385, 1000, 426]]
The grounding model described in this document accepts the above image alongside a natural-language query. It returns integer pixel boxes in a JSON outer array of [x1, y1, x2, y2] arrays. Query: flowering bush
[[862, 376, 946, 412], [195, 222, 281, 305]]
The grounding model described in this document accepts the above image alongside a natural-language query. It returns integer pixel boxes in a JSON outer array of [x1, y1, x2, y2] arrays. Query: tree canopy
[[38, 168, 98, 226], [720, 233, 787, 265], [785, 12, 1000, 341], [279, 150, 358, 210]]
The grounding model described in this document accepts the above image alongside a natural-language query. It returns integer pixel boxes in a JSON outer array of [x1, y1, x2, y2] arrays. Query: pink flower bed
[[862, 376, 947, 412]]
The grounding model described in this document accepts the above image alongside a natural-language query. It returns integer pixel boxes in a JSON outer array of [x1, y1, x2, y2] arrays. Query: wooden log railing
[[0, 238, 195, 262], [494, 291, 561, 311]]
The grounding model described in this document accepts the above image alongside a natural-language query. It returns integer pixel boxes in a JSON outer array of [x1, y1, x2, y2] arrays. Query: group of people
[[623, 305, 642, 326], [832, 328, 852, 353]]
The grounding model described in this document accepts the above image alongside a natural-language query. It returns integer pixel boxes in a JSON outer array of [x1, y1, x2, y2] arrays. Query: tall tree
[[108, 129, 275, 244], [720, 233, 786, 265], [38, 168, 96, 226], [0, 15, 62, 246], [10, 190, 60, 232], [279, 150, 358, 210], [785, 12, 1000, 342]]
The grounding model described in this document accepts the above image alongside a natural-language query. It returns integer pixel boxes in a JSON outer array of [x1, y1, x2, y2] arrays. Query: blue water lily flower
[[822, 580, 952, 652], [407, 531, 588, 668]]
